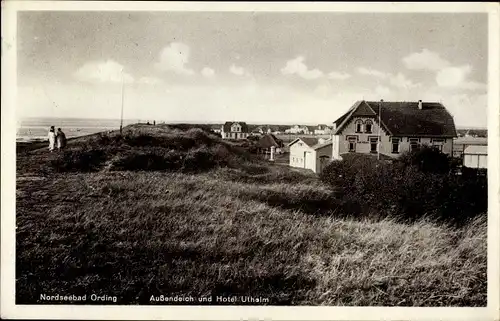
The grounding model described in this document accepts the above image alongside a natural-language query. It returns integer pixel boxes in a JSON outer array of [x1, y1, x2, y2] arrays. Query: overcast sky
[[17, 11, 488, 127]]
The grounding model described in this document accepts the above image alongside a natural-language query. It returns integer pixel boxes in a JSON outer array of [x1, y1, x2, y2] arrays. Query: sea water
[[16, 117, 138, 142]]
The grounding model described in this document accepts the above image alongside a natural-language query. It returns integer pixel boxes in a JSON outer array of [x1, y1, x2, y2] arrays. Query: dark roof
[[288, 137, 319, 147], [333, 101, 362, 127], [335, 100, 457, 137], [223, 121, 249, 133], [256, 134, 284, 149]]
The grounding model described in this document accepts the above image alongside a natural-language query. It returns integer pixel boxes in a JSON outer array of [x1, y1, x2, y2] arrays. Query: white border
[[1, 2, 499, 320]]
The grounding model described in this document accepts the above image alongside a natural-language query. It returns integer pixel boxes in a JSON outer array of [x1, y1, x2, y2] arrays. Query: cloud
[[435, 65, 486, 90], [281, 56, 324, 80], [389, 72, 421, 89], [436, 65, 471, 88], [74, 60, 134, 84], [357, 67, 419, 90], [137, 77, 164, 85], [229, 64, 247, 76], [356, 67, 390, 79], [155, 42, 195, 75], [402, 49, 450, 71], [201, 67, 215, 78], [402, 50, 486, 91], [328, 71, 351, 80], [375, 85, 391, 96]]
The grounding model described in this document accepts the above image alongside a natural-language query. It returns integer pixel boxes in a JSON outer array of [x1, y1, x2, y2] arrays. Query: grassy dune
[[16, 125, 487, 306]]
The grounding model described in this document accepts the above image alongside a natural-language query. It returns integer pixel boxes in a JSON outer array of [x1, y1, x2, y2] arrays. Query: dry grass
[[16, 170, 486, 306]]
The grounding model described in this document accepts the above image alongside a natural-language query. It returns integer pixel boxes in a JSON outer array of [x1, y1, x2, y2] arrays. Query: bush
[[181, 147, 217, 173], [51, 148, 107, 172], [110, 149, 183, 172], [320, 151, 487, 225], [398, 145, 451, 174]]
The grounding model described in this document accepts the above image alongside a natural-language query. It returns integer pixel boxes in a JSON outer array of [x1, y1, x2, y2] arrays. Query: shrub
[[398, 145, 451, 174], [110, 149, 183, 171], [181, 147, 217, 173], [51, 148, 107, 172], [320, 153, 487, 225]]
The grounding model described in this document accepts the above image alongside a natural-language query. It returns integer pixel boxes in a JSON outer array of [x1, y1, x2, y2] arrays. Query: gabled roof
[[334, 100, 457, 137], [223, 121, 249, 133], [288, 137, 319, 148]]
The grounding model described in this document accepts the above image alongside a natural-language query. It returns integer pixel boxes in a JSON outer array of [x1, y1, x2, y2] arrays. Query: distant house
[[221, 121, 249, 140], [251, 126, 265, 136], [331, 100, 457, 160], [288, 137, 333, 173], [463, 145, 487, 169], [314, 124, 332, 135], [285, 125, 310, 135]]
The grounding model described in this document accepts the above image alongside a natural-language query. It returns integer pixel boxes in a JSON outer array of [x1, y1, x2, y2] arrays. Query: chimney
[[418, 100, 423, 110]]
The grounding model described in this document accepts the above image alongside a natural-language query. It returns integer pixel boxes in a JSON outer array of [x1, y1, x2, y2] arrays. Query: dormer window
[[355, 120, 363, 133], [365, 120, 373, 133], [231, 123, 241, 132]]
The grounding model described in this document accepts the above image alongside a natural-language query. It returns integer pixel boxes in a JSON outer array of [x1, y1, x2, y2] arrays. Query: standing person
[[56, 128, 67, 151], [48, 126, 56, 152]]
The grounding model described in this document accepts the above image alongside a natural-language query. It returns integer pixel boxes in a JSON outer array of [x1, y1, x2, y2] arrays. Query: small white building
[[288, 137, 333, 173], [463, 145, 487, 169], [285, 125, 310, 135], [314, 124, 332, 135]]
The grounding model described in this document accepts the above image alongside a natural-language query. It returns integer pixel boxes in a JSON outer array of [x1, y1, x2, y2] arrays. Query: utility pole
[[119, 75, 125, 135], [378, 100, 382, 161]]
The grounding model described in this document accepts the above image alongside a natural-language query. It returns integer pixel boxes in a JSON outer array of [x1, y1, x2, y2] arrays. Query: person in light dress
[[48, 126, 56, 152]]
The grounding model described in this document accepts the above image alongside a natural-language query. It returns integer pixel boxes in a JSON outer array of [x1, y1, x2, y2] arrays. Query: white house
[[288, 137, 333, 173], [331, 100, 457, 160], [314, 124, 332, 135], [221, 121, 249, 140], [285, 125, 310, 135], [463, 145, 487, 169]]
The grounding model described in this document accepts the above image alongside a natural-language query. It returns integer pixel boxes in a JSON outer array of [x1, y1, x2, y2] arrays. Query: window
[[348, 137, 357, 152], [355, 120, 363, 133], [391, 138, 400, 154], [409, 138, 420, 152], [431, 138, 444, 152], [433, 145, 443, 152], [365, 120, 373, 133], [369, 137, 378, 153]]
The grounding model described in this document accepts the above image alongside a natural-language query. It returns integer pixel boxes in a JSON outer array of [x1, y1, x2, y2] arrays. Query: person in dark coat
[[56, 128, 67, 150]]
